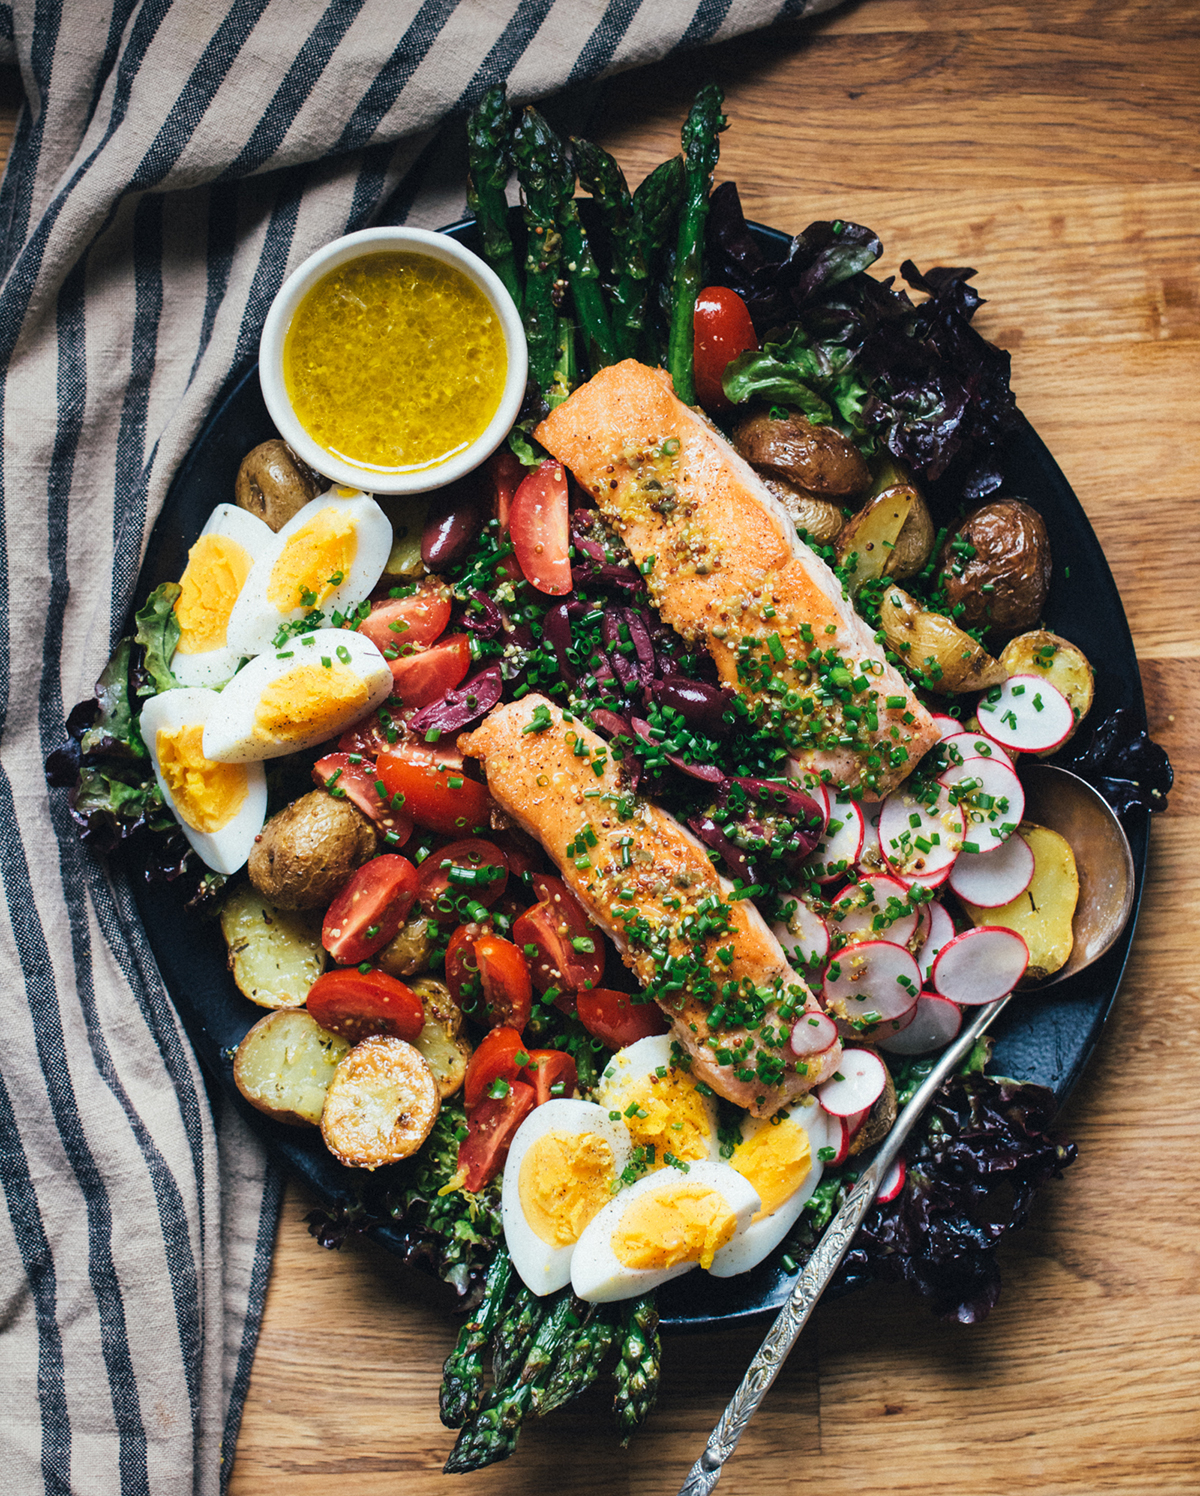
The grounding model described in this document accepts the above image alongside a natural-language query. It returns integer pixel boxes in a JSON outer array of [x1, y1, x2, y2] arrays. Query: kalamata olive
[[421, 480, 484, 570], [624, 609, 657, 686], [652, 676, 737, 737], [590, 709, 633, 740], [408, 665, 504, 736], [542, 601, 577, 685], [461, 588, 504, 639], [730, 776, 826, 842], [687, 813, 759, 889]]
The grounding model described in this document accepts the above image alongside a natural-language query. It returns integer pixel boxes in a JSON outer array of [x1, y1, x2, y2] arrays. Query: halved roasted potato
[[879, 586, 1009, 694], [999, 630, 1094, 749], [958, 822, 1079, 982], [320, 1036, 440, 1169], [408, 976, 472, 1099], [220, 883, 327, 1009], [732, 409, 871, 499], [376, 910, 436, 979], [760, 474, 846, 546], [233, 1008, 350, 1126]]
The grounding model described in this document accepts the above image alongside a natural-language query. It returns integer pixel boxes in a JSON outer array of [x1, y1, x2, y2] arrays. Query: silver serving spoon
[[678, 763, 1135, 1496]]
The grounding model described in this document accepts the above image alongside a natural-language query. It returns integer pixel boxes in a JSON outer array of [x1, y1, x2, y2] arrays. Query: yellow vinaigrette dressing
[[283, 251, 506, 473]]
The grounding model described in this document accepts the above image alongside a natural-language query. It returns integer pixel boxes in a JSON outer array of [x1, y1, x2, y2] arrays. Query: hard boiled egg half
[[502, 1099, 633, 1296], [202, 628, 392, 762], [226, 488, 393, 656], [140, 688, 267, 874], [593, 1034, 719, 1171], [171, 504, 274, 686]]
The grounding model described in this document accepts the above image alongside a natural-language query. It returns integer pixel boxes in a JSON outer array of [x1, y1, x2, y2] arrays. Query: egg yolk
[[518, 1132, 617, 1247], [267, 507, 358, 612], [615, 1071, 712, 1167], [155, 725, 247, 832], [730, 1118, 812, 1221], [252, 663, 369, 745], [174, 534, 252, 653], [612, 1185, 737, 1272]]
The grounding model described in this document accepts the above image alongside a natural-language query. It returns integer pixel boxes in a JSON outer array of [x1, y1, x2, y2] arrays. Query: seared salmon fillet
[[536, 360, 939, 795], [460, 696, 841, 1116]]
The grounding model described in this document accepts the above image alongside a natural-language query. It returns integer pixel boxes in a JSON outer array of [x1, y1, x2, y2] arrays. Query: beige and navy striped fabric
[[0, 1, 839, 1490]]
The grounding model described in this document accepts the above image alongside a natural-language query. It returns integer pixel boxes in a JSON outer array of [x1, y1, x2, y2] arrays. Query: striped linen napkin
[[0, 1, 842, 1490]]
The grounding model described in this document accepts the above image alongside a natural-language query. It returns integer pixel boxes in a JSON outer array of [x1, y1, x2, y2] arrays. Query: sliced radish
[[855, 1000, 918, 1045], [938, 756, 1024, 855], [789, 1010, 839, 1058], [931, 926, 1029, 1005], [857, 799, 884, 867], [948, 833, 1035, 908], [939, 729, 1015, 769], [827, 873, 920, 947], [916, 900, 957, 982], [844, 1106, 869, 1141], [878, 782, 964, 881], [876, 993, 963, 1055], [774, 895, 830, 973], [896, 861, 953, 892], [877, 1156, 906, 1204], [816, 1048, 888, 1117], [929, 713, 960, 741], [803, 793, 865, 885], [786, 761, 831, 822], [911, 901, 932, 951], [823, 940, 923, 1025], [976, 675, 1074, 754], [826, 1116, 852, 1166]]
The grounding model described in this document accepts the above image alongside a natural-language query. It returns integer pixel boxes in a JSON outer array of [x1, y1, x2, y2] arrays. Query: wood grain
[[7, 0, 1197, 1489]]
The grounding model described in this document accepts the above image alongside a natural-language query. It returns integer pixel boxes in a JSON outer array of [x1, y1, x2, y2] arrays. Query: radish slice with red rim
[[939, 755, 1024, 854], [855, 1000, 918, 1045], [827, 873, 921, 947], [803, 794, 865, 885], [948, 832, 1035, 907], [931, 926, 1029, 1004], [975, 674, 1075, 754], [939, 729, 1015, 770], [789, 1010, 839, 1057], [875, 993, 963, 1055], [878, 782, 963, 881], [826, 1116, 852, 1166], [929, 713, 960, 740], [877, 1156, 906, 1204], [824, 940, 922, 1026], [916, 899, 957, 982], [816, 1048, 887, 1117], [844, 1106, 869, 1141], [857, 799, 883, 866], [786, 761, 831, 823], [774, 895, 830, 973]]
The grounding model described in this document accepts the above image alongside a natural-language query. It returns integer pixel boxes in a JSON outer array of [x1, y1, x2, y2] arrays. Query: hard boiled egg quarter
[[570, 1159, 761, 1303], [226, 489, 393, 657], [140, 688, 267, 874], [502, 1099, 633, 1296], [171, 504, 274, 686], [202, 628, 392, 762], [706, 1094, 833, 1277], [594, 1034, 719, 1171]]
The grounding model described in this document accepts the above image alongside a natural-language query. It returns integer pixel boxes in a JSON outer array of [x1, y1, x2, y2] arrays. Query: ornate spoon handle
[[677, 995, 1009, 1496]]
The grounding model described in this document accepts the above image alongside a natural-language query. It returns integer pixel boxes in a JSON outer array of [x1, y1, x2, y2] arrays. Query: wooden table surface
[[10, 0, 1199, 1491]]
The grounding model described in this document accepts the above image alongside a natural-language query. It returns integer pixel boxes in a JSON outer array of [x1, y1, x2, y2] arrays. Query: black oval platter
[[131, 218, 1150, 1332]]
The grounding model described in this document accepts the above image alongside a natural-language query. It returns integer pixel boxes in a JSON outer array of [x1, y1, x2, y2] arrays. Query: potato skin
[[408, 976, 472, 1099], [248, 790, 376, 911], [376, 910, 436, 978], [320, 1036, 440, 1169], [759, 474, 845, 545], [879, 585, 1009, 695], [847, 1063, 897, 1156], [235, 439, 323, 531], [732, 409, 871, 499], [939, 499, 1052, 636]]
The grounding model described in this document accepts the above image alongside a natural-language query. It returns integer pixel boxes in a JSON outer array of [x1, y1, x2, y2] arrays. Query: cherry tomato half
[[575, 988, 670, 1050], [417, 838, 509, 921], [520, 1047, 578, 1106], [509, 459, 571, 596], [444, 920, 488, 1013], [389, 632, 472, 709], [306, 968, 425, 1047], [512, 876, 605, 995], [458, 1081, 536, 1192], [693, 286, 758, 415], [463, 1025, 526, 1110], [475, 934, 533, 1031], [322, 854, 420, 965], [313, 752, 413, 846], [377, 747, 492, 837], [356, 581, 451, 656], [489, 448, 524, 534]]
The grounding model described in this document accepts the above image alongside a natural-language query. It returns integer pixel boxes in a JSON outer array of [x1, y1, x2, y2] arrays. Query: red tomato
[[389, 632, 472, 708], [576, 988, 670, 1050], [312, 753, 413, 846], [475, 934, 533, 1030], [520, 1047, 578, 1106], [417, 838, 509, 920], [356, 581, 451, 656], [444, 920, 487, 1012], [458, 1081, 537, 1192], [305, 968, 425, 1046], [337, 707, 400, 758], [377, 747, 492, 837], [693, 286, 758, 415], [509, 459, 571, 595], [489, 448, 524, 534], [463, 1025, 526, 1110], [321, 854, 419, 965], [512, 876, 605, 994]]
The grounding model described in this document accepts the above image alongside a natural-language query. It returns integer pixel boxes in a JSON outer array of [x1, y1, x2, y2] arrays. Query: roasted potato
[[248, 790, 376, 910], [220, 883, 327, 1009], [375, 493, 429, 579], [235, 439, 323, 531], [847, 1063, 897, 1156], [959, 822, 1079, 982], [408, 976, 472, 1099], [376, 910, 436, 979], [879, 585, 1009, 695], [233, 1008, 350, 1126], [320, 1036, 440, 1169], [836, 487, 916, 592], [760, 474, 845, 546], [939, 499, 1052, 636], [999, 630, 1095, 749], [732, 409, 871, 499]]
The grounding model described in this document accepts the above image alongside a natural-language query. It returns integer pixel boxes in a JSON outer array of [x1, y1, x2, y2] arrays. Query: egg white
[[502, 1099, 633, 1296], [140, 688, 267, 875], [570, 1159, 761, 1303], [172, 504, 274, 686], [225, 489, 393, 657], [594, 1034, 720, 1169], [705, 1095, 832, 1277], [201, 627, 392, 762]]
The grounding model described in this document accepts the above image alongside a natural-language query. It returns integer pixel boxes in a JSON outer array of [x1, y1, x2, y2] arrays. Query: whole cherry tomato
[[693, 286, 758, 415]]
